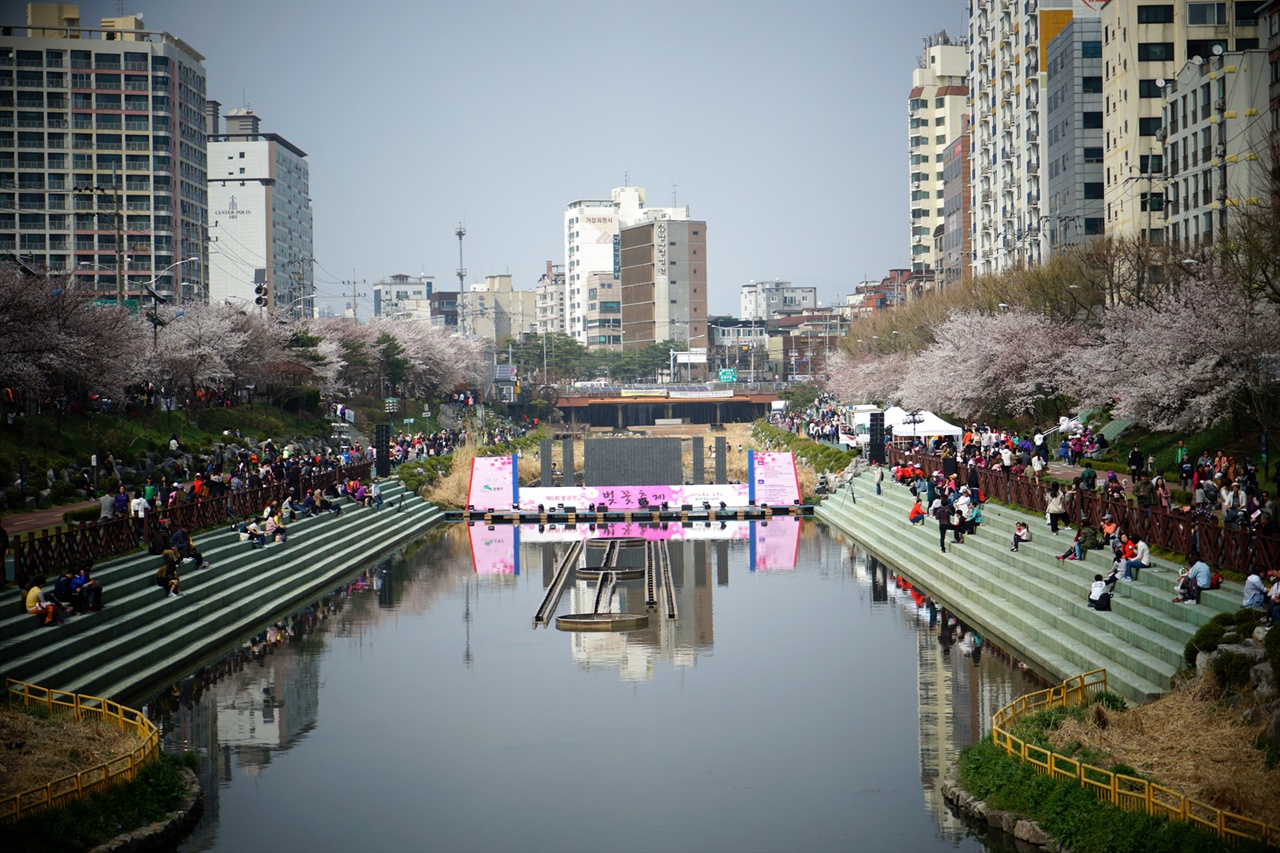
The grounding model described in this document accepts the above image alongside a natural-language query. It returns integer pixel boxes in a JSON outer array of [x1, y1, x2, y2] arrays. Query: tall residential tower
[[908, 31, 968, 278]]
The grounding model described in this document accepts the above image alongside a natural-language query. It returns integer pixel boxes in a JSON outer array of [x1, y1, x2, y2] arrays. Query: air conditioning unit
[[912, 181, 921, 190], [1217, 188, 1228, 201], [1215, 144, 1225, 158], [1215, 99, 1225, 113], [1155, 128, 1168, 142]]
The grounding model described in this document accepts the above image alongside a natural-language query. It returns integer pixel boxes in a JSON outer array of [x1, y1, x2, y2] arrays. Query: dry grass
[[0, 705, 143, 799], [1047, 677, 1280, 824]]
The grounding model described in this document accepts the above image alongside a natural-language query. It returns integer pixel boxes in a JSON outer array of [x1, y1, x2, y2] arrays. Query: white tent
[[882, 406, 964, 439]]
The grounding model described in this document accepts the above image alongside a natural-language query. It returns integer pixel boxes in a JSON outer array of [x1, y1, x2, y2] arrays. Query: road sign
[[718, 368, 738, 382]]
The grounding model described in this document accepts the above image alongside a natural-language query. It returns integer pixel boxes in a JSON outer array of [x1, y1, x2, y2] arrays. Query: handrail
[[886, 448, 1279, 574], [990, 670, 1280, 846], [12, 460, 373, 584], [1, 679, 161, 824]]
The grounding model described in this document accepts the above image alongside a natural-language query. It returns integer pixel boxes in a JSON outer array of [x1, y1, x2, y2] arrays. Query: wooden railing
[[992, 670, 1280, 845], [12, 460, 372, 584], [1, 680, 161, 824], [887, 448, 1280, 574]]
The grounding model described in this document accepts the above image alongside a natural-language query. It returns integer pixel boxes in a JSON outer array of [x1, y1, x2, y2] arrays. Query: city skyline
[[56, 0, 967, 319]]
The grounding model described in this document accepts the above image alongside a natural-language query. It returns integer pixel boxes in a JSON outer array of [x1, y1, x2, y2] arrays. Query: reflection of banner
[[749, 517, 801, 571], [750, 452, 801, 506], [468, 523, 520, 574], [466, 455, 517, 511], [519, 521, 751, 542], [517, 483, 747, 512]]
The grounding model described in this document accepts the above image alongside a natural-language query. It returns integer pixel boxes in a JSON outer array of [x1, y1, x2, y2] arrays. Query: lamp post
[[141, 259, 196, 348]]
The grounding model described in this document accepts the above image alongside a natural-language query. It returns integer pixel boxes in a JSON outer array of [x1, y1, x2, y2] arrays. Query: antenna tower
[[455, 223, 467, 333]]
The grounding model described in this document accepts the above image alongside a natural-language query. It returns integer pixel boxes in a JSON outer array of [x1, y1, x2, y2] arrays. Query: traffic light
[[254, 283, 268, 307]]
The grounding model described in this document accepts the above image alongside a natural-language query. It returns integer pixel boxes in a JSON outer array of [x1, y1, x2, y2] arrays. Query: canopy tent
[[882, 406, 964, 439]]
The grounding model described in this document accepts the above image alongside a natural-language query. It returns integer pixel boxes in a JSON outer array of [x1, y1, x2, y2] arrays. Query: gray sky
[[82, 0, 966, 318]]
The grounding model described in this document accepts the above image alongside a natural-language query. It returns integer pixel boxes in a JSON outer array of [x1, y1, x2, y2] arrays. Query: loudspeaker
[[374, 423, 392, 477], [868, 411, 886, 465]]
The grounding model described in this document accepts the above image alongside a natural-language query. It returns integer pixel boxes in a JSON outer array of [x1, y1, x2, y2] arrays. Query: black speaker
[[868, 411, 886, 465], [374, 423, 392, 477]]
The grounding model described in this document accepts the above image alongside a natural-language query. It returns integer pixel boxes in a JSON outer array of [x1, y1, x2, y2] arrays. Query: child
[[1010, 521, 1031, 552], [1088, 574, 1111, 611]]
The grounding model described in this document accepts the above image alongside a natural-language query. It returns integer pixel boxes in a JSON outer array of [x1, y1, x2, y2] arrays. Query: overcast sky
[[79, 0, 967, 318]]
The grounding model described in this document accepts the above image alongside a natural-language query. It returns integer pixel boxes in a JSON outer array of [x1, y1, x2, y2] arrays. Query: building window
[[1138, 42, 1174, 61], [1082, 41, 1102, 58], [1139, 116, 1163, 136], [1082, 76, 1103, 93], [1083, 111, 1104, 129], [1236, 2, 1263, 26], [1138, 79, 1163, 98], [1084, 217, 1104, 235], [1083, 147, 1104, 163], [1137, 4, 1175, 23], [1084, 182, 1105, 200], [1140, 154, 1164, 174], [1186, 3, 1227, 26]]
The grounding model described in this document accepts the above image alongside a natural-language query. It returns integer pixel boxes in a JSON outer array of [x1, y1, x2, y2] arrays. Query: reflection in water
[[157, 521, 1036, 852]]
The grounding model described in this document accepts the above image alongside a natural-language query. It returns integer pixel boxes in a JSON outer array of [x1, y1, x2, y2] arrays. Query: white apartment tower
[[563, 185, 688, 346], [0, 4, 209, 301], [908, 31, 968, 276], [207, 106, 313, 316]]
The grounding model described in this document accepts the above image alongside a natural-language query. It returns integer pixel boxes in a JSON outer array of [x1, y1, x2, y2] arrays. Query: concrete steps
[[0, 481, 444, 701], [818, 482, 1245, 705]]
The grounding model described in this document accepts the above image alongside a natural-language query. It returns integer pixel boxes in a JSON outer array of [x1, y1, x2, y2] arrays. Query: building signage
[[655, 221, 667, 277], [613, 234, 620, 280], [214, 195, 249, 220]]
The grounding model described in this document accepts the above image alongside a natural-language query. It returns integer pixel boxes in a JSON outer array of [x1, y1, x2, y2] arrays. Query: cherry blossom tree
[[1066, 276, 1280, 434], [823, 349, 910, 405]]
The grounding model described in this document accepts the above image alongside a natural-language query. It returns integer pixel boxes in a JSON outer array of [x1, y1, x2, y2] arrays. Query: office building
[[1100, 0, 1261, 240], [1163, 48, 1271, 248], [908, 31, 968, 276], [739, 279, 817, 321], [563, 185, 688, 346], [619, 218, 707, 351], [371, 273, 433, 321], [207, 106, 313, 315], [1044, 16, 1105, 254], [459, 274, 536, 343], [0, 3, 208, 301], [582, 270, 622, 348], [939, 114, 972, 288]]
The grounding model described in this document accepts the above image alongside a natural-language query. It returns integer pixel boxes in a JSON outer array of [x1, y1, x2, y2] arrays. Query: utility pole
[[455, 223, 466, 335], [351, 271, 359, 323]]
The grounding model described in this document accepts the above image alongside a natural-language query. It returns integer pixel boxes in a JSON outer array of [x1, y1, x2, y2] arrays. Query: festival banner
[[516, 483, 747, 512], [750, 451, 801, 506], [466, 455, 517, 511]]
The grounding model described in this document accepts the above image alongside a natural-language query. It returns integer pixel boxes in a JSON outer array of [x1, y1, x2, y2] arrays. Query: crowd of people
[[770, 392, 842, 443]]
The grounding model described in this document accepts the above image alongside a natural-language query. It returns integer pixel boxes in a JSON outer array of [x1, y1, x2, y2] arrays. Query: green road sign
[[718, 368, 738, 382]]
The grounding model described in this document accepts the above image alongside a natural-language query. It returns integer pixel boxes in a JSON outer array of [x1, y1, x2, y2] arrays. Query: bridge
[[550, 384, 784, 429]]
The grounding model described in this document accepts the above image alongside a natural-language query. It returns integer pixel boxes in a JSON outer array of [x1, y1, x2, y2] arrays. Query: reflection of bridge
[[554, 384, 783, 428]]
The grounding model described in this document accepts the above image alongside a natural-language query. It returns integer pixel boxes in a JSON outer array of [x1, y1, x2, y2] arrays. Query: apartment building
[[582, 270, 622, 349], [1100, 0, 1262, 240], [0, 3, 208, 301], [908, 31, 968, 277], [939, 114, 972, 289], [459, 274, 536, 343], [1163, 48, 1271, 248], [534, 261, 565, 335], [739, 279, 817, 321], [207, 106, 313, 315], [371, 273, 433, 321], [563, 184, 687, 346], [1044, 16, 1106, 254], [618, 218, 707, 351]]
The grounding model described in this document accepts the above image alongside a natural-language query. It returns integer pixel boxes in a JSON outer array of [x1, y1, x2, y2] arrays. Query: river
[[147, 519, 1042, 852]]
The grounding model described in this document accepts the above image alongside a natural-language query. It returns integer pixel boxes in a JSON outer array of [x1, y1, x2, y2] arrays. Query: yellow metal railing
[[1, 679, 161, 824], [991, 669, 1280, 846]]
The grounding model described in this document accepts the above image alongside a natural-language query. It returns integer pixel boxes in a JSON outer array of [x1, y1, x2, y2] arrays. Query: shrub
[[63, 506, 100, 524], [1185, 621, 1227, 666], [1211, 650, 1256, 690]]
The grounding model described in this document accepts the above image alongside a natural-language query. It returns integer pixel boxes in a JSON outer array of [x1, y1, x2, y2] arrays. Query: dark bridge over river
[[552, 384, 783, 428]]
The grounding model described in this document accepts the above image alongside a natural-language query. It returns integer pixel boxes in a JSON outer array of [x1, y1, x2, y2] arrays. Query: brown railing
[[1, 679, 161, 824], [12, 460, 372, 584], [992, 670, 1280, 845], [888, 448, 1279, 574]]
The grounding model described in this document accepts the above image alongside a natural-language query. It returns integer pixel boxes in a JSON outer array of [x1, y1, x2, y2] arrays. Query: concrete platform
[[0, 481, 444, 702], [817, 481, 1243, 705]]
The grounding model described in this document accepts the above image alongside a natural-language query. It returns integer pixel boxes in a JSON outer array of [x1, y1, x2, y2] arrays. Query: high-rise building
[[739, 279, 817, 321], [0, 4, 209, 302], [371, 273, 433, 321], [1100, 0, 1261, 241], [939, 115, 972, 289], [207, 107, 313, 315], [563, 185, 687, 346], [534, 261, 565, 336], [619, 218, 707, 351], [1163, 48, 1271, 249], [908, 31, 968, 277], [1044, 15, 1106, 255]]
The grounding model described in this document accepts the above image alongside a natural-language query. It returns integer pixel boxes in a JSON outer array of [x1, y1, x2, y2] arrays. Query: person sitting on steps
[[1122, 534, 1150, 582], [1057, 523, 1099, 562], [1010, 521, 1031, 552], [1088, 574, 1111, 611], [908, 497, 926, 525], [25, 575, 63, 626], [156, 551, 183, 598], [73, 564, 103, 612]]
